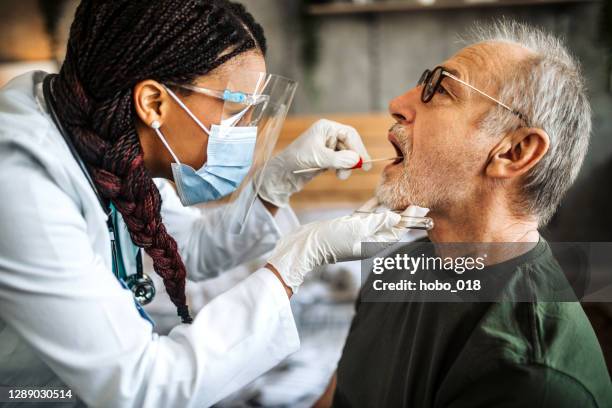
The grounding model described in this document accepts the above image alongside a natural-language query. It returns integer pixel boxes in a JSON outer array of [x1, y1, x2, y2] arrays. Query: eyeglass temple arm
[[177, 84, 225, 100], [162, 85, 211, 133], [442, 71, 517, 115]]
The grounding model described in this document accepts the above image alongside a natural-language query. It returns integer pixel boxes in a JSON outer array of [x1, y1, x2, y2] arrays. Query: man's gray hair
[[468, 20, 591, 225]]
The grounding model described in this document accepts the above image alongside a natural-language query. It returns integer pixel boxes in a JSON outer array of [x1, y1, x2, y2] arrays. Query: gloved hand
[[257, 119, 371, 208], [267, 211, 402, 293]]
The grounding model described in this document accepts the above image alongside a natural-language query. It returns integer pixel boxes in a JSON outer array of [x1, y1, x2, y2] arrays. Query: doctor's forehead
[[440, 41, 531, 96], [204, 51, 266, 78]]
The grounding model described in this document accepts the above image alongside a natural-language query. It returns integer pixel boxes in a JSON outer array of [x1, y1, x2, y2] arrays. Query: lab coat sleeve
[[0, 149, 300, 407], [156, 179, 300, 281]]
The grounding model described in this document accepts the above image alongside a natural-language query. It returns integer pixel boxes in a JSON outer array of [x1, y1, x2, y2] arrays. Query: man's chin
[[375, 181, 415, 211]]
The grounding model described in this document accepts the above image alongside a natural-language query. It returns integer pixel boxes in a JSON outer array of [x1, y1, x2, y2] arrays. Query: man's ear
[[133, 80, 168, 127], [485, 127, 550, 179]]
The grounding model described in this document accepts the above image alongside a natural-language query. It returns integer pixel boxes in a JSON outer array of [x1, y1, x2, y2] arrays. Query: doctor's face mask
[[151, 85, 259, 206]]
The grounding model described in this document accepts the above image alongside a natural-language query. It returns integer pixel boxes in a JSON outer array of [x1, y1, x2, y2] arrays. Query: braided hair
[[52, 0, 267, 323]]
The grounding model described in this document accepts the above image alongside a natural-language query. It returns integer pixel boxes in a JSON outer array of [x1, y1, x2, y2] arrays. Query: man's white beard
[[376, 124, 465, 211], [375, 169, 414, 210], [375, 159, 458, 211]]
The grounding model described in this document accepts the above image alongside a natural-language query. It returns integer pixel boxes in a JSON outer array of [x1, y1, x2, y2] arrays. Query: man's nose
[[388, 86, 419, 125]]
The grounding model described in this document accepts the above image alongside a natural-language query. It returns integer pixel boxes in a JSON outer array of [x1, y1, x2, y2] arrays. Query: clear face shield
[[170, 71, 298, 234]]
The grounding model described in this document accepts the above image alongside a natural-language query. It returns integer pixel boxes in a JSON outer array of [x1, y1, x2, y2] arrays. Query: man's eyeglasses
[[417, 66, 529, 126]]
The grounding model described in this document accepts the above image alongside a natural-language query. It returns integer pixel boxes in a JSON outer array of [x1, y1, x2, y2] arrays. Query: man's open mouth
[[388, 133, 405, 165]]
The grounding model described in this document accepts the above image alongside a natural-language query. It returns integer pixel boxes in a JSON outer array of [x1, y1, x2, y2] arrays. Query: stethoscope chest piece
[[126, 273, 156, 305]]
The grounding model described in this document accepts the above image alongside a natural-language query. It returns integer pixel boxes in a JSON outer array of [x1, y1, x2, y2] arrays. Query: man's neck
[[426, 196, 540, 243]]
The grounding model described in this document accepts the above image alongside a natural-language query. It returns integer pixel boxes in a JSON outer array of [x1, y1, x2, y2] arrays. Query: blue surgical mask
[[152, 87, 257, 206]]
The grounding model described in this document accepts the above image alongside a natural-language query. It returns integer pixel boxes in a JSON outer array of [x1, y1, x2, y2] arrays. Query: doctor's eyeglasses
[[417, 66, 530, 126], [167, 82, 271, 126], [167, 82, 269, 106]]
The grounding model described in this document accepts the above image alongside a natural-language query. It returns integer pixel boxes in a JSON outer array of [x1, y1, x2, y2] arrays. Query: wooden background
[[0, 0, 52, 61]]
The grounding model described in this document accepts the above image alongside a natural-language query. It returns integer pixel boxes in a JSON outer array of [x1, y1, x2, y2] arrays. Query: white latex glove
[[267, 211, 402, 293], [257, 119, 371, 208]]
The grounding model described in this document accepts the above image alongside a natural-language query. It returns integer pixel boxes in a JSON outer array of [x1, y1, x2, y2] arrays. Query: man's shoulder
[[437, 358, 609, 407], [442, 299, 611, 407]]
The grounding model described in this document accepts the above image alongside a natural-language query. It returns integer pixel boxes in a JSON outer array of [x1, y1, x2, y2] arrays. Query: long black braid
[[52, 0, 266, 323]]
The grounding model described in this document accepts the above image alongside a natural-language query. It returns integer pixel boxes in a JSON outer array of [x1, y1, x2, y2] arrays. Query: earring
[[150, 120, 161, 129]]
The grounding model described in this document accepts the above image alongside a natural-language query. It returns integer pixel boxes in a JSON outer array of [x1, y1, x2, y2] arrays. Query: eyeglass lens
[[422, 67, 443, 103]]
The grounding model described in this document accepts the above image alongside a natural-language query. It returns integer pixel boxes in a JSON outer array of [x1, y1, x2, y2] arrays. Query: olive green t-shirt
[[334, 240, 611, 407]]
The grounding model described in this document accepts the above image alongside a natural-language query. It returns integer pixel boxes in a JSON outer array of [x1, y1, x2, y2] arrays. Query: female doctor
[[0, 1, 402, 407]]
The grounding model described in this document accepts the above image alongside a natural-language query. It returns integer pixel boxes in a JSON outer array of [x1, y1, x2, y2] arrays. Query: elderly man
[[315, 21, 611, 407]]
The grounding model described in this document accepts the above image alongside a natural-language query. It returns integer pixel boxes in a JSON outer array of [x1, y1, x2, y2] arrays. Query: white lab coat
[[0, 72, 300, 407]]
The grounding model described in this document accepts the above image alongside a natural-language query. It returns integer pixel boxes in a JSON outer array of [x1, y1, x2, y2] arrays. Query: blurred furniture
[[0, 0, 52, 62], [0, 0, 78, 87], [277, 113, 395, 209]]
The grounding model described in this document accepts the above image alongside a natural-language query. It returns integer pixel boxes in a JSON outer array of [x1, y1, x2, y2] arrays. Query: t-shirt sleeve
[[442, 363, 599, 408]]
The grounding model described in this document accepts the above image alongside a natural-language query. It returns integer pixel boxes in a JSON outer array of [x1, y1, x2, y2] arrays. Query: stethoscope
[[42, 74, 156, 308]]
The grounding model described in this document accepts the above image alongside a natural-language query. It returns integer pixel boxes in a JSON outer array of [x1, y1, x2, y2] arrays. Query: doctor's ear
[[133, 80, 169, 127], [485, 127, 550, 180]]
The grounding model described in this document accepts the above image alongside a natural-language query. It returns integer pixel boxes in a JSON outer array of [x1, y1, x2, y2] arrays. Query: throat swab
[[292, 156, 401, 174], [354, 196, 434, 231]]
